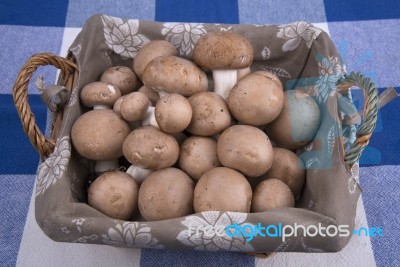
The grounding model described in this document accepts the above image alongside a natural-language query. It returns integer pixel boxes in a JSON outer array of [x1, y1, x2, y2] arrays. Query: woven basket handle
[[12, 52, 77, 160], [337, 72, 379, 166]]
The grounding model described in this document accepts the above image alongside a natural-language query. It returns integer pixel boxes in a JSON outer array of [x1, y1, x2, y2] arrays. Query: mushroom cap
[[100, 66, 138, 95], [186, 92, 232, 136], [71, 109, 130, 161], [179, 136, 220, 180], [88, 170, 139, 220], [228, 71, 284, 126], [122, 126, 179, 169], [80, 81, 121, 108], [120, 92, 150, 122], [142, 55, 208, 97], [263, 147, 305, 198], [138, 85, 160, 106], [265, 90, 321, 150], [193, 167, 252, 213], [133, 40, 177, 80], [217, 125, 274, 177], [251, 179, 295, 212], [193, 31, 253, 70], [155, 93, 192, 134], [138, 167, 194, 221]]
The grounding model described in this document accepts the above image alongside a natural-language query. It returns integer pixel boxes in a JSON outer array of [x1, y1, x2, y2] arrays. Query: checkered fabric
[[0, 1, 399, 266]]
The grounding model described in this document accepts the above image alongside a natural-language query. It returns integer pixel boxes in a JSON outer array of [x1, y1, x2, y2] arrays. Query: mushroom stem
[[212, 69, 237, 100], [126, 165, 152, 184], [95, 159, 119, 173], [93, 105, 111, 110], [141, 106, 159, 128]]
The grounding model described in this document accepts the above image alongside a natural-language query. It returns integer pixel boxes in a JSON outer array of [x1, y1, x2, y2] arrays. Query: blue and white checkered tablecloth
[[0, 1, 399, 266]]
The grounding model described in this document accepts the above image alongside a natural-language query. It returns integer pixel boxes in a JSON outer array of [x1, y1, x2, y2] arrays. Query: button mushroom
[[265, 90, 321, 150], [142, 55, 208, 97], [264, 148, 306, 199], [71, 109, 131, 173], [133, 40, 177, 81], [88, 170, 139, 220], [194, 167, 252, 213], [138, 167, 194, 221], [179, 136, 221, 181], [186, 92, 232, 136], [154, 93, 192, 134], [120, 91, 150, 122], [100, 66, 138, 95], [122, 126, 180, 182], [193, 31, 254, 99], [80, 81, 121, 110], [251, 179, 295, 212], [228, 71, 284, 126], [217, 125, 274, 177]]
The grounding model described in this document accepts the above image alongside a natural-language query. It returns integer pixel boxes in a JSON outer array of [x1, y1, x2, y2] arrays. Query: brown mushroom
[[228, 71, 284, 126], [155, 93, 192, 134], [80, 81, 121, 109], [186, 92, 232, 136], [193, 32, 254, 99], [122, 126, 179, 170], [133, 40, 177, 81], [179, 136, 220, 180], [100, 66, 138, 95], [251, 179, 295, 212], [217, 125, 273, 177], [138, 167, 194, 221], [71, 109, 130, 173], [263, 147, 305, 199], [194, 167, 252, 213], [120, 92, 150, 122], [142, 55, 208, 97], [88, 170, 139, 220]]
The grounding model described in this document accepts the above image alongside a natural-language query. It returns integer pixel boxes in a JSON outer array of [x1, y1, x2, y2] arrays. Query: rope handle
[[12, 52, 78, 160], [337, 72, 379, 166]]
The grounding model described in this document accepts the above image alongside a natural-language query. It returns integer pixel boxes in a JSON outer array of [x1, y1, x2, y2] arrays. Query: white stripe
[[255, 197, 376, 267], [60, 27, 82, 58]]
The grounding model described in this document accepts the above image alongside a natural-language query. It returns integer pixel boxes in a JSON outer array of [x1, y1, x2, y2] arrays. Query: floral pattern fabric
[[161, 23, 207, 56], [102, 15, 149, 59], [277, 21, 322, 52], [102, 222, 163, 248], [36, 136, 70, 196], [176, 211, 254, 252]]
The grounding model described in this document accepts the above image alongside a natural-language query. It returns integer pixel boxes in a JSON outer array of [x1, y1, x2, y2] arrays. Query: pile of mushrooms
[[71, 31, 321, 221]]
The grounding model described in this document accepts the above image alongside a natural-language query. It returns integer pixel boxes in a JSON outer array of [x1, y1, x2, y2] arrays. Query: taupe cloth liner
[[35, 15, 359, 252]]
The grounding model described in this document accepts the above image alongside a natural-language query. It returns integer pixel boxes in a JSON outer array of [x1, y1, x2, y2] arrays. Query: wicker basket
[[12, 15, 378, 254]]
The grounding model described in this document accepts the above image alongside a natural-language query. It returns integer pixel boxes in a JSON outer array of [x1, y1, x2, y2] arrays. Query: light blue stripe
[[329, 19, 400, 88], [0, 25, 63, 95], [65, 0, 156, 27], [360, 165, 400, 267], [0, 175, 35, 267], [238, 0, 327, 24]]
